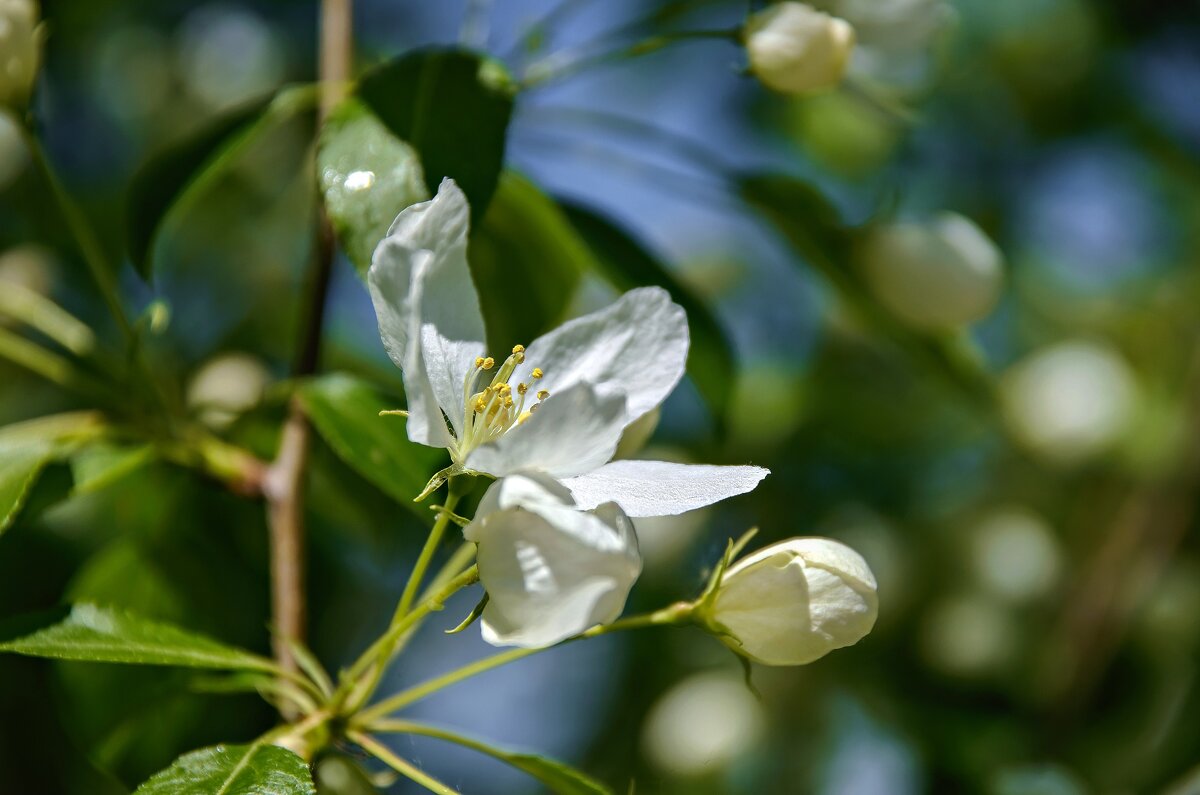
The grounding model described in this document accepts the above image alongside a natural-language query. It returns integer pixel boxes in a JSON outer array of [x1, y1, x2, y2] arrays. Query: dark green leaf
[[318, 98, 429, 277], [739, 173, 856, 281], [134, 743, 315, 795], [357, 48, 515, 218], [127, 85, 319, 279], [386, 724, 613, 795], [0, 411, 106, 534], [70, 441, 155, 495], [0, 603, 278, 672], [561, 202, 736, 419], [299, 373, 443, 511], [469, 171, 588, 350]]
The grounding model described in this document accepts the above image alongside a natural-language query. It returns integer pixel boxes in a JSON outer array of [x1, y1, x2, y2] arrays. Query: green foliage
[[468, 171, 588, 349], [0, 604, 279, 672], [134, 743, 314, 795], [70, 441, 155, 495], [0, 411, 106, 533], [318, 98, 429, 277], [357, 48, 516, 219], [299, 373, 443, 511], [126, 85, 319, 279], [562, 203, 736, 419]]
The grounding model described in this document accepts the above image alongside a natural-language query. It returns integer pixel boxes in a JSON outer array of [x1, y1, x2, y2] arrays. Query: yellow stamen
[[537, 389, 549, 400], [482, 357, 495, 370], [530, 403, 541, 413], [513, 352, 525, 364], [517, 383, 528, 395], [474, 356, 485, 368], [518, 411, 532, 424], [511, 344, 525, 354], [531, 368, 544, 379], [504, 396, 514, 408]]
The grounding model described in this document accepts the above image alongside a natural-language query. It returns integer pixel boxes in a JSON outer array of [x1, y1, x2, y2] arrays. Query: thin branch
[[262, 0, 352, 702]]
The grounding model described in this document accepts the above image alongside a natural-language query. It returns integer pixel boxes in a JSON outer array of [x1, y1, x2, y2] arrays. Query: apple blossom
[[463, 471, 641, 648], [699, 537, 878, 665], [744, 2, 855, 95], [368, 178, 768, 514]]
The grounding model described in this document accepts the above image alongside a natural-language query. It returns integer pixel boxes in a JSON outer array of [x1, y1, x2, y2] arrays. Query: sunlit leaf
[[318, 98, 429, 277], [357, 48, 515, 218], [562, 202, 736, 419], [299, 373, 443, 511], [70, 441, 155, 495], [0, 411, 106, 534], [134, 743, 315, 795], [0, 604, 278, 672]]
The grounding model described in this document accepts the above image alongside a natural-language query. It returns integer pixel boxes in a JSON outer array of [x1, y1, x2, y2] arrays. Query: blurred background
[[2, 0, 1200, 793]]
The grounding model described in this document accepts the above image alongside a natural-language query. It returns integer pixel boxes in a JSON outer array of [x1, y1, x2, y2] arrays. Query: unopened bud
[[745, 2, 855, 95], [700, 537, 877, 666], [859, 212, 1004, 331]]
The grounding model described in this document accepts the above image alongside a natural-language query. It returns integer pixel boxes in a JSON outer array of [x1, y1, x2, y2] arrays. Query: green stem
[[0, 281, 96, 356], [337, 564, 481, 710], [358, 602, 692, 723], [20, 127, 132, 341], [348, 730, 461, 795], [0, 326, 110, 398], [395, 480, 467, 621]]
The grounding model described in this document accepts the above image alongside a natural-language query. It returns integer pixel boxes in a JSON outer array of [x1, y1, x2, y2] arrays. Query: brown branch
[[1040, 342, 1200, 724], [263, 0, 353, 699]]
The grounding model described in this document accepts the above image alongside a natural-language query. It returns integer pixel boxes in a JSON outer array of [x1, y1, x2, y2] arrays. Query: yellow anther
[[474, 397, 487, 413], [512, 344, 525, 354], [517, 383, 528, 395], [504, 396, 514, 408], [482, 357, 495, 370], [518, 411, 532, 424], [537, 389, 549, 400], [474, 357, 485, 368], [499, 383, 512, 394], [530, 402, 541, 413], [513, 352, 526, 364], [531, 368, 544, 379]]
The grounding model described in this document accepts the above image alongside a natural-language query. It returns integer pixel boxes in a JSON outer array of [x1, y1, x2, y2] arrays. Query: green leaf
[[0, 411, 106, 534], [357, 47, 515, 218], [70, 441, 155, 495], [739, 173, 856, 277], [561, 203, 736, 419], [377, 723, 613, 795], [127, 85, 319, 279], [134, 743, 315, 795], [318, 98, 429, 277], [0, 603, 278, 672], [299, 373, 443, 511], [468, 171, 588, 350], [0, 440, 54, 534]]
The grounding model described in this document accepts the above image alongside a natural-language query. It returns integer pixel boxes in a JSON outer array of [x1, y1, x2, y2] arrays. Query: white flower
[[700, 537, 878, 665], [744, 2, 855, 95], [463, 472, 641, 648], [0, 0, 40, 109], [368, 179, 768, 514], [858, 212, 1004, 331]]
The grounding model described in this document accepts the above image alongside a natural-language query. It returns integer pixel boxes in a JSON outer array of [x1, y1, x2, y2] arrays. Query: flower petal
[[561, 459, 770, 517], [464, 383, 627, 478], [466, 475, 642, 648], [368, 179, 486, 446], [516, 287, 689, 427]]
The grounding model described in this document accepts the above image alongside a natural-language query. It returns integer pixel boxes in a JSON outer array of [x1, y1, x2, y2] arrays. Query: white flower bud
[[859, 212, 1004, 331], [744, 2, 856, 95], [186, 352, 271, 429], [702, 537, 877, 666], [0, 0, 40, 109]]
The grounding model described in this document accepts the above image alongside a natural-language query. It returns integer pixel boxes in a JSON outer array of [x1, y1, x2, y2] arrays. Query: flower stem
[[395, 480, 467, 622], [348, 730, 462, 795], [522, 28, 740, 88], [358, 602, 693, 723]]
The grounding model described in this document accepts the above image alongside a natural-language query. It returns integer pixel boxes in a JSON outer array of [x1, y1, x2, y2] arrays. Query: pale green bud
[[0, 0, 40, 109]]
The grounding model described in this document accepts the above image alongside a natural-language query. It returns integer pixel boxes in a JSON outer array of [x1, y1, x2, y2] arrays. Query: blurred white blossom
[[0, 0, 39, 109], [177, 4, 285, 111], [859, 212, 1004, 331], [641, 671, 765, 776], [186, 352, 271, 429], [970, 508, 1061, 604], [745, 2, 856, 95], [1001, 341, 1136, 464]]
